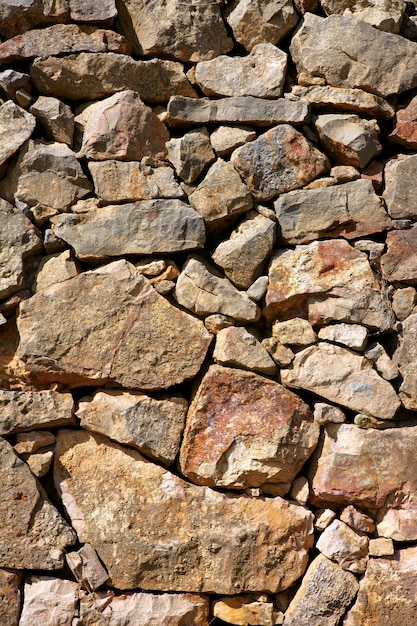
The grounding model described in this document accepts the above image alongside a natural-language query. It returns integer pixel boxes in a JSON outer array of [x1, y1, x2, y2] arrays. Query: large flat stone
[[281, 342, 400, 419], [264, 239, 394, 330], [54, 429, 314, 593], [31, 52, 197, 104], [0, 101, 35, 167], [231, 124, 329, 201], [19, 577, 79, 626], [274, 179, 391, 244], [76, 390, 187, 465], [290, 13, 417, 97], [309, 423, 417, 540], [167, 96, 309, 127], [17, 260, 212, 390], [0, 389, 74, 435], [179, 364, 319, 494], [50, 200, 205, 260], [0, 436, 76, 570], [117, 0, 232, 61]]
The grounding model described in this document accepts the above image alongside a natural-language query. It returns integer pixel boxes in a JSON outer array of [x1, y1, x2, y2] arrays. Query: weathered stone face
[[381, 226, 417, 284], [320, 0, 405, 33], [17, 260, 212, 390], [0, 569, 22, 626], [0, 389, 74, 435], [179, 365, 319, 493], [213, 327, 277, 375], [0, 101, 36, 166], [54, 429, 314, 593], [393, 313, 417, 410], [19, 577, 79, 626]]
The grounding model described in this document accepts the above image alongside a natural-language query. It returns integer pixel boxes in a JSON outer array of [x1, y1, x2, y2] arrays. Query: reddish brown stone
[[389, 95, 417, 149], [381, 226, 417, 284], [0, 569, 22, 626]]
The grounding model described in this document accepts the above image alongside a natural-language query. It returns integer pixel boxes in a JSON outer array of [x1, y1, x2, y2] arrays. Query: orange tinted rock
[[179, 365, 319, 493], [0, 569, 22, 626], [389, 95, 417, 148], [381, 226, 417, 284]]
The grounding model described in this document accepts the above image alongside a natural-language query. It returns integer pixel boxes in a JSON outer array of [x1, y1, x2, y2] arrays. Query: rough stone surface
[[117, 0, 232, 62], [50, 201, 205, 260], [264, 239, 395, 331], [69, 0, 117, 23], [30, 96, 74, 145], [381, 226, 417, 284], [167, 96, 310, 127], [0, 569, 22, 626], [76, 390, 187, 465], [389, 94, 417, 148], [281, 342, 400, 419], [0, 101, 35, 166], [0, 436, 76, 569], [290, 13, 417, 97], [188, 159, 253, 228], [231, 124, 329, 201], [344, 548, 417, 625], [316, 519, 368, 573], [394, 313, 417, 410], [315, 114, 382, 169], [195, 44, 287, 99], [363, 342, 398, 381], [179, 365, 318, 493], [340, 506, 376, 534], [212, 213, 276, 289], [78, 90, 169, 161], [313, 403, 346, 425], [210, 125, 256, 156], [32, 250, 79, 293], [17, 260, 212, 390], [0, 390, 74, 435], [0, 0, 69, 38], [213, 327, 277, 375], [318, 323, 368, 351], [19, 577, 79, 626], [225, 0, 299, 51], [166, 127, 215, 184], [66, 543, 109, 591], [368, 538, 394, 556], [272, 318, 317, 347], [31, 53, 197, 104], [213, 596, 276, 626], [275, 179, 390, 244], [0, 198, 42, 300], [174, 257, 259, 323], [383, 154, 417, 219], [310, 423, 417, 540], [284, 555, 359, 626], [320, 0, 405, 33], [89, 160, 182, 202], [392, 287, 417, 321], [287, 85, 395, 120], [54, 429, 314, 593]]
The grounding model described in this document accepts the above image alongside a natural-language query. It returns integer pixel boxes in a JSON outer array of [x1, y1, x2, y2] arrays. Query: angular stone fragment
[[368, 538, 394, 556], [32, 250, 79, 293], [286, 85, 395, 120], [179, 365, 318, 493], [0, 0, 69, 38], [175, 257, 259, 322], [310, 423, 417, 540], [284, 555, 359, 626], [79, 590, 209, 625], [0, 24, 129, 65], [213, 596, 276, 626], [89, 160, 182, 202], [272, 318, 317, 347], [340, 506, 376, 534], [0, 198, 42, 300], [0, 140, 92, 222], [344, 548, 417, 625], [30, 96, 74, 145], [0, 101, 35, 167], [392, 287, 417, 321], [320, 0, 405, 33], [213, 327, 277, 375], [78, 90, 169, 161], [195, 44, 287, 98], [117, 0, 232, 61], [225, 0, 298, 51], [363, 342, 398, 381], [51, 201, 205, 260], [315, 114, 382, 169], [188, 160, 253, 228], [167, 96, 309, 127], [55, 429, 313, 592], [316, 519, 368, 573], [17, 260, 212, 390], [19, 577, 79, 626], [31, 53, 196, 104], [264, 239, 395, 331], [314, 403, 346, 425], [383, 154, 417, 219], [212, 213, 275, 288], [0, 390, 74, 435], [381, 226, 417, 284], [66, 544, 109, 591], [76, 390, 187, 465], [281, 342, 400, 419], [290, 13, 417, 97], [210, 125, 256, 156], [231, 125, 329, 201], [389, 95, 417, 148], [0, 569, 21, 626], [318, 323, 368, 351], [315, 509, 337, 531], [166, 127, 215, 184], [14, 431, 55, 454], [0, 436, 76, 569], [394, 313, 417, 410], [69, 0, 117, 23]]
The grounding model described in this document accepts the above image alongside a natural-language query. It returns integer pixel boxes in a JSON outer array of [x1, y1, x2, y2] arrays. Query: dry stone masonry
[[2, 1, 417, 624]]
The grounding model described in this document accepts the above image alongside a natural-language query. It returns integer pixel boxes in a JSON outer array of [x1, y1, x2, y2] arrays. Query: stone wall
[[1, 0, 417, 624]]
